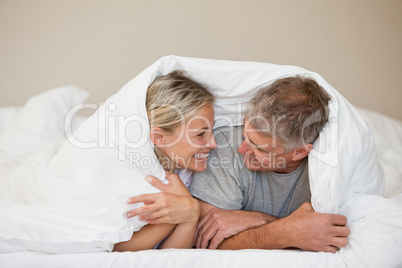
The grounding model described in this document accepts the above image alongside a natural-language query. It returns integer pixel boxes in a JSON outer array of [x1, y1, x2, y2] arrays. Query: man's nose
[[238, 140, 250, 154]]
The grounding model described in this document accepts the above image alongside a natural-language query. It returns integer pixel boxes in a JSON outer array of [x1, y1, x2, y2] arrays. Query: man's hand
[[126, 174, 200, 225], [195, 202, 276, 249], [218, 202, 350, 253], [283, 202, 350, 253]]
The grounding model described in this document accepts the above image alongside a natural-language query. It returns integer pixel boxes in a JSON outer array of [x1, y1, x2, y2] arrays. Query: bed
[[0, 56, 401, 267]]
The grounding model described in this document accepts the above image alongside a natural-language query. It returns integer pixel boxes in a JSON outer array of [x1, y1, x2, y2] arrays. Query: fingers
[[128, 175, 183, 200], [323, 245, 338, 254], [127, 193, 158, 204], [145, 217, 169, 225], [195, 212, 212, 247], [139, 211, 164, 222], [127, 202, 159, 218], [147, 174, 189, 196], [321, 225, 349, 252], [197, 210, 213, 229], [126, 193, 165, 218], [198, 225, 218, 249], [332, 225, 350, 238], [195, 215, 214, 247], [330, 214, 348, 226], [129, 210, 167, 225], [145, 176, 167, 191], [330, 236, 348, 249], [165, 173, 182, 185], [197, 218, 228, 249], [196, 216, 219, 248], [208, 232, 225, 249]]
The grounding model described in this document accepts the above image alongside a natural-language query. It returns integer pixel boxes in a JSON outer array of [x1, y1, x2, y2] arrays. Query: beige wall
[[1, 0, 401, 120]]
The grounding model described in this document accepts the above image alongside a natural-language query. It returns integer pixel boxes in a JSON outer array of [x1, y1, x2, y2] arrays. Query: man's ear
[[150, 127, 165, 146], [291, 144, 313, 161]]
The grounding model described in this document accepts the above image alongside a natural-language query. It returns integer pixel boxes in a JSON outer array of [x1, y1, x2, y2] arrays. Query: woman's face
[[158, 104, 216, 172]]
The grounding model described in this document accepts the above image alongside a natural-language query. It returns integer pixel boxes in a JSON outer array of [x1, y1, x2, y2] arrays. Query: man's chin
[[244, 159, 262, 171], [244, 159, 274, 172]]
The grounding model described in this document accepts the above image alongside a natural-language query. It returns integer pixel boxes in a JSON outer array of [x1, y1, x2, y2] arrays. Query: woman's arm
[[113, 223, 175, 252], [120, 173, 199, 250], [159, 220, 198, 249]]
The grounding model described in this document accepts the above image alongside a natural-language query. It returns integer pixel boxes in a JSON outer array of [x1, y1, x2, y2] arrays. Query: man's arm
[[195, 199, 278, 249], [217, 202, 350, 253]]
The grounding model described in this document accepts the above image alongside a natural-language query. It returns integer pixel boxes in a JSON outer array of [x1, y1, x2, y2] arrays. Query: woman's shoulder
[[174, 168, 194, 188]]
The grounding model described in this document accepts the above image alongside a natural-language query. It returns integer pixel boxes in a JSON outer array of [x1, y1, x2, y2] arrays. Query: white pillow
[[0, 85, 89, 158], [339, 193, 402, 267], [0, 85, 91, 221], [356, 108, 402, 198], [0, 107, 21, 136]]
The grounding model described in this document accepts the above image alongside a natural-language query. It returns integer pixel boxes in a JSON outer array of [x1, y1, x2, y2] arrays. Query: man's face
[[237, 118, 295, 173]]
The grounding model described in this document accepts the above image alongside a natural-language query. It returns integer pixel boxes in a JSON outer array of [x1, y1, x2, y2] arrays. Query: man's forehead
[[243, 120, 282, 149], [244, 117, 270, 136]]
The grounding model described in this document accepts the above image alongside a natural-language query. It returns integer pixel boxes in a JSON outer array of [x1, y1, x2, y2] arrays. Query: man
[[189, 75, 349, 253]]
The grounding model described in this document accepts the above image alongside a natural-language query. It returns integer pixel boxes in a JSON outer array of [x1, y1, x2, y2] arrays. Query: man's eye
[[197, 132, 205, 137]]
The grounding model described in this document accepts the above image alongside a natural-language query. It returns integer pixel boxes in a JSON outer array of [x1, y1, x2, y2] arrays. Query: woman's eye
[[197, 132, 205, 137]]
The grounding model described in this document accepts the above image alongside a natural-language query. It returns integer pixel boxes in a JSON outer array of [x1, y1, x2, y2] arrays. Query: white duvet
[[0, 56, 401, 267]]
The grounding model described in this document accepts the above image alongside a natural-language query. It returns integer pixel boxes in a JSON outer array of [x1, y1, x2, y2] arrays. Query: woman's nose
[[206, 134, 217, 149]]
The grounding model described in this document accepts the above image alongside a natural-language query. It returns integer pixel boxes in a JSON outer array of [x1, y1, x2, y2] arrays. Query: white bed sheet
[[0, 248, 344, 268], [0, 106, 401, 268]]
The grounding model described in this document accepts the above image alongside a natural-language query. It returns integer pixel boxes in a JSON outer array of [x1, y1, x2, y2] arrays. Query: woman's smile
[[158, 104, 216, 172]]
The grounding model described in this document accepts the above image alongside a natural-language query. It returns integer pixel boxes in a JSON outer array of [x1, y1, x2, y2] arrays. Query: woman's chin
[[187, 162, 208, 173], [174, 155, 209, 172]]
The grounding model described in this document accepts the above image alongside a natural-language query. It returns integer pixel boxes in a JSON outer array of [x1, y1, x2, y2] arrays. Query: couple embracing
[[115, 70, 349, 253]]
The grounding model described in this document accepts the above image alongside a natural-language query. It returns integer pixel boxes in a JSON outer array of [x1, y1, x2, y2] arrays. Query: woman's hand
[[151, 172, 191, 197], [126, 174, 200, 225]]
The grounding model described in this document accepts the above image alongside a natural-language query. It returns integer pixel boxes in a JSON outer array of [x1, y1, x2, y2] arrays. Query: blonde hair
[[146, 70, 215, 171]]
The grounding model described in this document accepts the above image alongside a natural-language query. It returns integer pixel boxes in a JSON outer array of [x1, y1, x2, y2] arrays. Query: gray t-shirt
[[189, 126, 311, 218]]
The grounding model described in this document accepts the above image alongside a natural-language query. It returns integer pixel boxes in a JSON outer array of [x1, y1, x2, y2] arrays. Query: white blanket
[[0, 56, 401, 267]]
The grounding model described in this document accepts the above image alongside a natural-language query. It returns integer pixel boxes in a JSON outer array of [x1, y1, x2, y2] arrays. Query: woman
[[113, 70, 216, 251]]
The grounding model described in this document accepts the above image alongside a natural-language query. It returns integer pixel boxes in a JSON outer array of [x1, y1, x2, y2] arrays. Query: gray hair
[[246, 75, 331, 152]]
